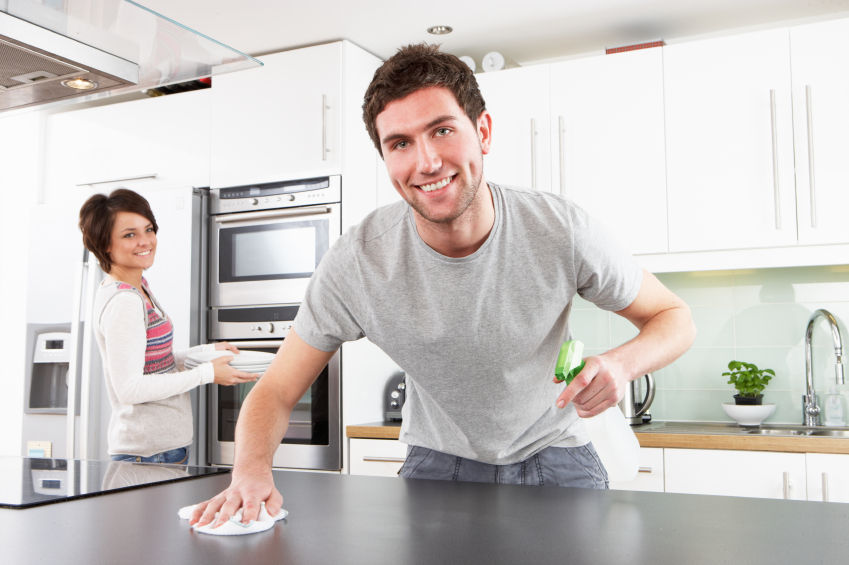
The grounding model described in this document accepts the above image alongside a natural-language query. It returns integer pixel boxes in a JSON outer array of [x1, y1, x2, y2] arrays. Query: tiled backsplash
[[570, 265, 849, 424]]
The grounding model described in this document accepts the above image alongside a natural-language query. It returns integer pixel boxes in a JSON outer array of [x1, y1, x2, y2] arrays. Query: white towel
[[178, 502, 288, 536]]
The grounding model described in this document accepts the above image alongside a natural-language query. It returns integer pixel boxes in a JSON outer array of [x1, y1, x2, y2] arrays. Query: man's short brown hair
[[362, 43, 486, 157], [78, 188, 158, 274]]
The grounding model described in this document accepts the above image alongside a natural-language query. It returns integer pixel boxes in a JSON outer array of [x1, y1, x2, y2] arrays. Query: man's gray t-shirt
[[295, 182, 643, 465]]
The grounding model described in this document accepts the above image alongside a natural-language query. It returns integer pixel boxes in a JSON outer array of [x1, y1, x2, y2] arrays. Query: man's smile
[[417, 174, 456, 193]]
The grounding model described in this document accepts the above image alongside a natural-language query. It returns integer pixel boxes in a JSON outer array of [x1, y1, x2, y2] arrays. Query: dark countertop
[[2, 465, 847, 564]]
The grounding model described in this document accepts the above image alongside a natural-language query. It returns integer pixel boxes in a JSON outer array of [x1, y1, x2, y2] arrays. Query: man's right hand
[[189, 470, 283, 527], [211, 356, 258, 386]]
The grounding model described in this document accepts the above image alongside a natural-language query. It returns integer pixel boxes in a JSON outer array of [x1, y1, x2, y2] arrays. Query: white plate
[[188, 350, 276, 365], [721, 403, 776, 426]]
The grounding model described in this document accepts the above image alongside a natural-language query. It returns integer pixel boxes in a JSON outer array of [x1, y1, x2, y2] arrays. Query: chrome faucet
[[803, 309, 845, 426]]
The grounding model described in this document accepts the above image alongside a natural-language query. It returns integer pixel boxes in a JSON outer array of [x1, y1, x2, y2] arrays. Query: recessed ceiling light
[[427, 26, 453, 35], [61, 78, 98, 90]]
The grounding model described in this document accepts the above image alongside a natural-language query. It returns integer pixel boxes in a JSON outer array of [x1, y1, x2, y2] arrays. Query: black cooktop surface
[[0, 456, 230, 509]]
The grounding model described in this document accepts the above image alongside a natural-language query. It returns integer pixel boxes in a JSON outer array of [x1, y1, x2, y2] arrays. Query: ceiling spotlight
[[427, 26, 453, 35], [61, 78, 98, 90]]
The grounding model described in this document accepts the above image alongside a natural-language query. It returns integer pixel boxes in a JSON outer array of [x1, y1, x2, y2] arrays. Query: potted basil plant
[[723, 361, 775, 405]]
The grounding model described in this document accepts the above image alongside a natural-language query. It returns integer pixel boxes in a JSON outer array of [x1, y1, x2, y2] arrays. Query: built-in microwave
[[209, 176, 341, 307]]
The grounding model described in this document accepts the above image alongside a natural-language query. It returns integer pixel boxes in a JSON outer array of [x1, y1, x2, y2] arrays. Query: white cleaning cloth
[[178, 502, 288, 536]]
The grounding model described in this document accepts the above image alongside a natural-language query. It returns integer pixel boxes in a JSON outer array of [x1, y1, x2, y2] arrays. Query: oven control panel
[[210, 176, 341, 215], [210, 305, 299, 341]]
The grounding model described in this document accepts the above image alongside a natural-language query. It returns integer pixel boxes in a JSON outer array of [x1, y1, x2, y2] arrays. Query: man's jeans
[[399, 444, 608, 489], [110, 446, 189, 464]]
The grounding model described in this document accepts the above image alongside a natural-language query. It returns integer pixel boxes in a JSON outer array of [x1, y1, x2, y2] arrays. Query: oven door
[[210, 203, 341, 307], [209, 340, 341, 471]]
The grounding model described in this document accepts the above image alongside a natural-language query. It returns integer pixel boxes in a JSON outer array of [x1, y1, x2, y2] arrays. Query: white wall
[[0, 111, 40, 456]]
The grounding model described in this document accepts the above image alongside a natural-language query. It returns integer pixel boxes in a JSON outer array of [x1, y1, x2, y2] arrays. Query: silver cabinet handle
[[363, 456, 406, 463], [322, 95, 330, 161], [638, 467, 652, 474], [822, 472, 829, 502], [530, 118, 537, 190], [783, 471, 790, 500], [806, 85, 817, 228], [770, 90, 781, 230], [76, 173, 157, 187], [214, 205, 331, 223], [558, 115, 566, 197]]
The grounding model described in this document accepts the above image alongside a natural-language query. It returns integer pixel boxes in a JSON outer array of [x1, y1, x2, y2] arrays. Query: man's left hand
[[553, 355, 628, 418]]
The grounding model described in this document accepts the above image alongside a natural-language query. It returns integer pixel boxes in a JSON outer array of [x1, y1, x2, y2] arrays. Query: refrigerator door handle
[[66, 249, 88, 460], [79, 256, 100, 460]]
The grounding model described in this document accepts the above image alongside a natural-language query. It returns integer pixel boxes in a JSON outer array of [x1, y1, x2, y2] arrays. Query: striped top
[[92, 277, 215, 457], [116, 278, 177, 375]]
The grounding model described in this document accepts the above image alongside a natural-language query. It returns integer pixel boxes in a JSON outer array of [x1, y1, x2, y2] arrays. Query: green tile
[[610, 314, 639, 346], [654, 347, 737, 390], [690, 305, 735, 347], [571, 293, 597, 310], [732, 265, 849, 305], [568, 309, 610, 349], [730, 347, 796, 390], [733, 303, 812, 347], [655, 270, 735, 306], [649, 390, 732, 422]]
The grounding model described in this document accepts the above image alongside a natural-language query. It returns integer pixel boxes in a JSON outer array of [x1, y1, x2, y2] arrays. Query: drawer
[[608, 447, 664, 492], [349, 438, 408, 477]]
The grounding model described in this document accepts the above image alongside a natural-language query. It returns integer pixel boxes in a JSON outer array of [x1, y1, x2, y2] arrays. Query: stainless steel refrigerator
[[22, 186, 208, 464]]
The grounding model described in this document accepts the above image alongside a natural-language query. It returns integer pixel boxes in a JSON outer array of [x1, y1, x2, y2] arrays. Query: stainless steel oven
[[208, 304, 341, 471], [209, 176, 341, 307]]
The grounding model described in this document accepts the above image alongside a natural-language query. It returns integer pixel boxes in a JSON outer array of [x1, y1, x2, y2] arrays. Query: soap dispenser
[[824, 369, 847, 427]]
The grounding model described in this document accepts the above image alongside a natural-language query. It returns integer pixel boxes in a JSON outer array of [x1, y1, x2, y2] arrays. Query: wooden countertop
[[346, 422, 849, 454]]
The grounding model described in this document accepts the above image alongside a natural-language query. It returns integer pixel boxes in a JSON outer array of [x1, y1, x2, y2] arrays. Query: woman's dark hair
[[362, 43, 486, 157], [78, 188, 158, 274]]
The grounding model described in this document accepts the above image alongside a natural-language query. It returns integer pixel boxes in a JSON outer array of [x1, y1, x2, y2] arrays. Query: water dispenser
[[25, 330, 78, 414]]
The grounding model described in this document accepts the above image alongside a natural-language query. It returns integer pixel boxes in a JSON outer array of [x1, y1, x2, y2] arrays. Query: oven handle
[[223, 340, 285, 348], [214, 206, 331, 224]]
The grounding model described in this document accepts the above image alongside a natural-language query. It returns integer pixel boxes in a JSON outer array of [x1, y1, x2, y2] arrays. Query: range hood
[[0, 0, 261, 114]]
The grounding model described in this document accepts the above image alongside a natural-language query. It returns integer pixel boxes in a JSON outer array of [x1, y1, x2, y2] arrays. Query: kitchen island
[[1, 462, 846, 564]]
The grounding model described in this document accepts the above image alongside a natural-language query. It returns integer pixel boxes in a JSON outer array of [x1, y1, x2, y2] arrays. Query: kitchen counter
[[1, 462, 846, 564], [346, 421, 849, 454]]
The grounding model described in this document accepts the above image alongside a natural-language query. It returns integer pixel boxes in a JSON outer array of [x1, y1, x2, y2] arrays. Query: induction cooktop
[[0, 456, 230, 509]]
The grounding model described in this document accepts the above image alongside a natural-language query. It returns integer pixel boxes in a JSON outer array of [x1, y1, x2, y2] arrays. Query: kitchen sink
[[808, 430, 849, 437], [633, 421, 849, 437]]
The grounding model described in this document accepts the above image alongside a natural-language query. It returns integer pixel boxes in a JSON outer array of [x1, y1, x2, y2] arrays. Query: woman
[[79, 188, 256, 464]]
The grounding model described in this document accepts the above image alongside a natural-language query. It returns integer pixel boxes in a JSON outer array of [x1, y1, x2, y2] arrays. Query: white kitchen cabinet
[[549, 49, 668, 255], [790, 19, 849, 246], [349, 438, 407, 477], [608, 447, 664, 492], [806, 453, 849, 503], [42, 89, 212, 203], [664, 28, 797, 253], [210, 42, 341, 187], [475, 66, 551, 192], [664, 448, 806, 500]]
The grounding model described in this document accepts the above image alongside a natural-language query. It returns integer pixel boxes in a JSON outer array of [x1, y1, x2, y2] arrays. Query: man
[[192, 44, 695, 528]]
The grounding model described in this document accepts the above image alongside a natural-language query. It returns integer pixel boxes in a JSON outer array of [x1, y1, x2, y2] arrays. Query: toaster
[[385, 371, 406, 421]]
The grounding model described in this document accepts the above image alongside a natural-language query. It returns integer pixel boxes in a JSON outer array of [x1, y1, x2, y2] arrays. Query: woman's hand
[[215, 341, 241, 355], [211, 356, 258, 386]]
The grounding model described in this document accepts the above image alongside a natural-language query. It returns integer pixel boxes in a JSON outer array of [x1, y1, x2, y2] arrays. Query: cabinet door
[[475, 66, 551, 192], [664, 29, 797, 252], [665, 449, 806, 500], [43, 90, 211, 203], [349, 438, 407, 477], [609, 447, 664, 492], [806, 453, 849, 503], [210, 43, 341, 188], [549, 49, 667, 255], [790, 19, 849, 245]]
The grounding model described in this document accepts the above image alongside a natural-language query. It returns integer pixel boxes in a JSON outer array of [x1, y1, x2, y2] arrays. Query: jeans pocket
[[163, 447, 189, 465], [110, 454, 139, 462]]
